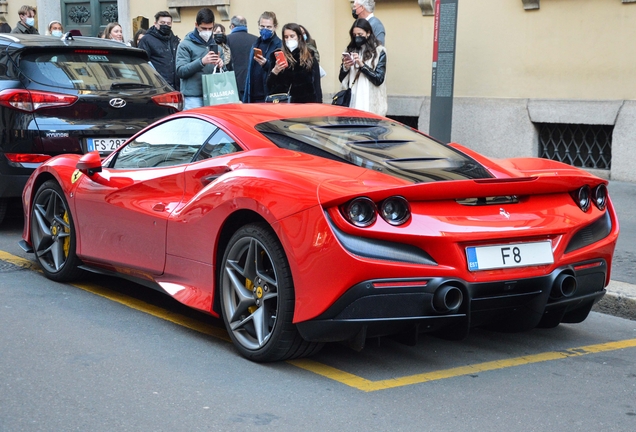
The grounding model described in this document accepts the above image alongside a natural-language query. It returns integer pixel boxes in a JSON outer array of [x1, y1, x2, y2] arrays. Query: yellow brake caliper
[[62, 211, 70, 257], [246, 278, 257, 314]]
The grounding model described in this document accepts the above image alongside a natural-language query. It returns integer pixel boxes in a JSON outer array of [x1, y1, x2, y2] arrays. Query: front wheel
[[220, 223, 322, 362], [30, 180, 84, 282]]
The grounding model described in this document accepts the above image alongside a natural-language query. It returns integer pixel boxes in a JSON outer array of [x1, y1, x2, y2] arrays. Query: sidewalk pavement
[[593, 280, 636, 321]]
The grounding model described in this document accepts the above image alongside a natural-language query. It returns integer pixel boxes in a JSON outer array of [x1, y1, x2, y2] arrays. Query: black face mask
[[354, 36, 366, 48], [352, 9, 359, 19], [214, 33, 227, 45], [158, 24, 171, 35]]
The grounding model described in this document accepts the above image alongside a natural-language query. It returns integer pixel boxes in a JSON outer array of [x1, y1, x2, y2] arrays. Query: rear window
[[19, 51, 166, 91], [255, 117, 493, 183]]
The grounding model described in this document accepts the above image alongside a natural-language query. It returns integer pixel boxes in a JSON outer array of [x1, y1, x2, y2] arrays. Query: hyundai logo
[[109, 98, 127, 108]]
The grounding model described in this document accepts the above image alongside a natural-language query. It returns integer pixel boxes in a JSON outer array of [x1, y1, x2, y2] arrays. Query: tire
[[30, 180, 84, 282], [220, 223, 322, 362]]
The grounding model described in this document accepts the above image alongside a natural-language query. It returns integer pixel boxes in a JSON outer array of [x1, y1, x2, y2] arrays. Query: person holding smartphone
[[339, 18, 387, 115], [242, 11, 282, 103], [266, 23, 322, 103], [176, 8, 225, 110]]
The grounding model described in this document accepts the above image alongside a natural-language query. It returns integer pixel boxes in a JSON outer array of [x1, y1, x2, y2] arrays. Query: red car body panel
[[21, 104, 619, 339]]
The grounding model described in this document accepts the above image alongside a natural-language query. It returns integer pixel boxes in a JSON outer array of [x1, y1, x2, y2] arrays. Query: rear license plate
[[87, 138, 127, 153], [466, 241, 553, 271]]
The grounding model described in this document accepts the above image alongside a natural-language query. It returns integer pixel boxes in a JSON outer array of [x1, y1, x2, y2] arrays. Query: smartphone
[[208, 45, 219, 54], [253, 48, 263, 57], [274, 51, 288, 68], [342, 52, 353, 62]]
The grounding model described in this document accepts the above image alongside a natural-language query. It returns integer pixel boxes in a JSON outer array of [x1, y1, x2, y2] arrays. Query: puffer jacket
[[138, 26, 180, 90]]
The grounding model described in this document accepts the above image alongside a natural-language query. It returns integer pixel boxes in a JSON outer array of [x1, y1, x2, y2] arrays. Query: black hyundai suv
[[0, 34, 183, 224]]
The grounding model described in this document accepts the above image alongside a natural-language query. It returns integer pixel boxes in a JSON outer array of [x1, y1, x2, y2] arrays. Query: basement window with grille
[[537, 123, 613, 170]]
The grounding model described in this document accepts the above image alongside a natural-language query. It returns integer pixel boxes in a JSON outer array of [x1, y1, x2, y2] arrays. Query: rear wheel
[[220, 223, 322, 362], [30, 180, 84, 282]]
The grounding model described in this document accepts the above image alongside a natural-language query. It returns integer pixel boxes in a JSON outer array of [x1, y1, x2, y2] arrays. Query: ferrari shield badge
[[71, 169, 82, 184]]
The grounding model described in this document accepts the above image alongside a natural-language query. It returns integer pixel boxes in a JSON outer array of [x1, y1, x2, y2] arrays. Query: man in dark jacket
[[242, 11, 282, 103], [138, 11, 180, 90], [226, 15, 257, 101], [11, 5, 38, 35]]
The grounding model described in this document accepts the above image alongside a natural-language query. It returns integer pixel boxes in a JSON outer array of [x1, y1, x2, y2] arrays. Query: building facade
[[4, 0, 636, 181]]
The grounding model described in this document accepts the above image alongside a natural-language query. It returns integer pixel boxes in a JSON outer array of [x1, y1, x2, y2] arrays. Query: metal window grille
[[537, 123, 613, 170]]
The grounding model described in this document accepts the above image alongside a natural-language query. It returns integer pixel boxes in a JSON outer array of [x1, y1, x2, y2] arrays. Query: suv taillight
[[0, 89, 78, 113], [152, 91, 183, 111]]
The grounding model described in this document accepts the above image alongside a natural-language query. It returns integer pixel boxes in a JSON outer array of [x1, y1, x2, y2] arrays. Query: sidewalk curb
[[592, 280, 636, 321]]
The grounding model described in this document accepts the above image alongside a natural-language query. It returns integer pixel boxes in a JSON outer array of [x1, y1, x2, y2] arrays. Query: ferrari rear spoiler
[[317, 174, 607, 206]]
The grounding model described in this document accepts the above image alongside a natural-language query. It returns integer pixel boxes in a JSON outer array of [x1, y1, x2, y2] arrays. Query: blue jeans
[[184, 97, 204, 110]]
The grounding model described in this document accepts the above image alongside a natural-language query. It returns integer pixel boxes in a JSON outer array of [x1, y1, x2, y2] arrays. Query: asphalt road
[[1, 186, 636, 431], [608, 181, 636, 283]]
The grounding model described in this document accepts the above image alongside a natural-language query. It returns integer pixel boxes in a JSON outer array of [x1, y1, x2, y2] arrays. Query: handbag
[[265, 85, 292, 103], [202, 67, 240, 106], [265, 93, 291, 103], [332, 69, 361, 107], [332, 88, 351, 107]]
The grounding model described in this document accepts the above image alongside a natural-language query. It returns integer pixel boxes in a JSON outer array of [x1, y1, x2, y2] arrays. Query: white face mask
[[199, 30, 212, 42], [286, 39, 298, 51], [52, 30, 63, 38]]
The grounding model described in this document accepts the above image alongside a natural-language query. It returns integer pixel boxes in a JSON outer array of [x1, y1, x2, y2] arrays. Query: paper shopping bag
[[202, 69, 240, 106]]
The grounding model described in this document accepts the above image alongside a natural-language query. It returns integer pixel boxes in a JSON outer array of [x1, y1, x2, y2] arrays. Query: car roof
[[0, 34, 143, 54], [186, 103, 383, 128]]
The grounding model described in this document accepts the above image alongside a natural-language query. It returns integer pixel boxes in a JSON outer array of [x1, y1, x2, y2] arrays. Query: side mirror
[[76, 151, 103, 176]]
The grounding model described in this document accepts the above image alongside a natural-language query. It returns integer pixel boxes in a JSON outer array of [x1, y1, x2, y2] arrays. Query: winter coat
[[266, 49, 322, 103], [242, 34, 282, 102], [339, 46, 387, 116], [11, 21, 38, 34], [137, 26, 180, 90], [175, 30, 225, 97], [226, 27, 258, 99]]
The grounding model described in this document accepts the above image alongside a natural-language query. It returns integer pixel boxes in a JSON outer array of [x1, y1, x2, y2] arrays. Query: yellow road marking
[[4, 250, 636, 392]]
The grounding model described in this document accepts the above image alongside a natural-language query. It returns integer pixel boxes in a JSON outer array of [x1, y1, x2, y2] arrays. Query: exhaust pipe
[[550, 273, 577, 299], [433, 284, 464, 312]]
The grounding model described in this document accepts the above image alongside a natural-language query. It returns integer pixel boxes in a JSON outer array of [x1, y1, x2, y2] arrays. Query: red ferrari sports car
[[20, 104, 619, 362]]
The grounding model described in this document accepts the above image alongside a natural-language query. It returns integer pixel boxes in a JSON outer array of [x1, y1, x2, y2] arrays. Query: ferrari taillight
[[0, 89, 78, 112], [152, 91, 183, 111]]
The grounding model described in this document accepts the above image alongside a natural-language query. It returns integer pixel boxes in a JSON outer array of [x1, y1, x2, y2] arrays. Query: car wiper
[[110, 82, 153, 89], [349, 139, 413, 145]]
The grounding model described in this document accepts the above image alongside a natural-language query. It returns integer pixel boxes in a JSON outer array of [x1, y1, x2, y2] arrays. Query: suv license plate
[[87, 138, 127, 153], [466, 241, 553, 271]]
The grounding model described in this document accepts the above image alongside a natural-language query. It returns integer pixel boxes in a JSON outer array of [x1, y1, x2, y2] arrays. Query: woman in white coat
[[338, 18, 387, 116]]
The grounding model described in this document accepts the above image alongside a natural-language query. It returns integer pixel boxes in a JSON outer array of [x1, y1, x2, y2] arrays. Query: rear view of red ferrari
[[19, 104, 619, 362]]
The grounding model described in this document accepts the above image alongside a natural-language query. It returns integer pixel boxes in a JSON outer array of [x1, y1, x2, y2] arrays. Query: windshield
[[254, 117, 493, 183], [20, 51, 166, 91]]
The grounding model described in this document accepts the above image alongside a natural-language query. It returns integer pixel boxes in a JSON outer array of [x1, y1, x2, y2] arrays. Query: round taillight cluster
[[572, 184, 608, 212], [342, 196, 411, 227]]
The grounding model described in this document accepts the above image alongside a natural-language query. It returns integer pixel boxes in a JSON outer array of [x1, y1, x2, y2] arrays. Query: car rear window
[[255, 117, 493, 183], [19, 51, 165, 91]]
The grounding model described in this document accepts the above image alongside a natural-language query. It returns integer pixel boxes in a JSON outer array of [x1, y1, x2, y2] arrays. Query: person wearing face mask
[[11, 5, 39, 35], [267, 23, 322, 104], [213, 24, 233, 71], [242, 11, 282, 103], [138, 11, 181, 90], [339, 19, 387, 116], [176, 8, 225, 109], [352, 0, 385, 46], [47, 20, 64, 38]]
